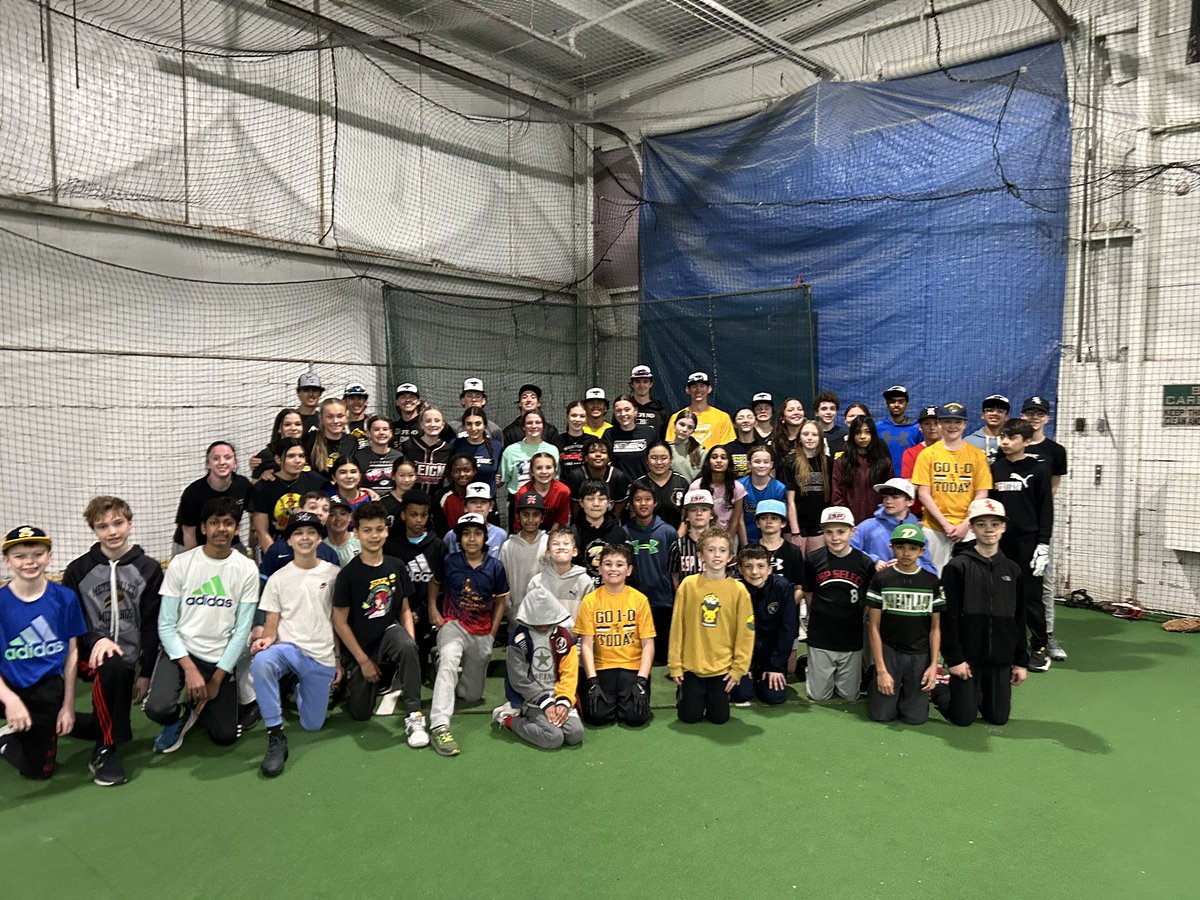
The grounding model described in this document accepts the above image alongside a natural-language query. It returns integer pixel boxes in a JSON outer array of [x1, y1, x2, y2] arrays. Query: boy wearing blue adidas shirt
[[0, 526, 86, 781], [145, 499, 259, 754]]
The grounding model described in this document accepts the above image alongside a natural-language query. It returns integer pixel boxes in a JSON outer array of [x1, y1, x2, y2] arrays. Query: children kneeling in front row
[[575, 543, 655, 726], [668, 527, 755, 724]]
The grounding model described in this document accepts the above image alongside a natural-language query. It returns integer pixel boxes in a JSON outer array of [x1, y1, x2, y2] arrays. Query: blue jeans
[[250, 643, 336, 731]]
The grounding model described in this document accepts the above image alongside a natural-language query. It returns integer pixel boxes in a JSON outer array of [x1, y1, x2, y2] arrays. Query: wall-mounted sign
[[1163, 385, 1200, 426]]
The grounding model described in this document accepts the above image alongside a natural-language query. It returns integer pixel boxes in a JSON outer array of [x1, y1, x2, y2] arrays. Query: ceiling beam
[[1029, 0, 1075, 40], [542, 0, 673, 56], [587, 2, 832, 110]]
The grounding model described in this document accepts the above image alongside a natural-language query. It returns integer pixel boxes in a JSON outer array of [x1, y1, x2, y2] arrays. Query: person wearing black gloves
[[574, 543, 655, 726]]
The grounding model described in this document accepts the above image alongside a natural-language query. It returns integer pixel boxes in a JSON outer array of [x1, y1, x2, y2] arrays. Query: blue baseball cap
[[754, 499, 787, 520]]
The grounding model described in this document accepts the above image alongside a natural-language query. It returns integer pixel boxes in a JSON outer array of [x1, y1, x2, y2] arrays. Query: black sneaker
[[238, 701, 261, 735], [0, 725, 27, 773], [89, 746, 128, 787], [260, 730, 288, 777], [1028, 648, 1052, 672]]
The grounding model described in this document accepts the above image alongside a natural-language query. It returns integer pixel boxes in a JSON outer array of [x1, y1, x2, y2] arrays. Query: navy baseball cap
[[2, 525, 52, 552], [937, 402, 968, 420]]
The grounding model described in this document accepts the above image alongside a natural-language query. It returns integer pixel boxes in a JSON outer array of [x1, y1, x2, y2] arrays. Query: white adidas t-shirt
[[161, 547, 259, 664], [259, 560, 338, 668]]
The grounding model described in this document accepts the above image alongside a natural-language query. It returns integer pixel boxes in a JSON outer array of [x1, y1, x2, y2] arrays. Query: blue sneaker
[[153, 705, 199, 754]]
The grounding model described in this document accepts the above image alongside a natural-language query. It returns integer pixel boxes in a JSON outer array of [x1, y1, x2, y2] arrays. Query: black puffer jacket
[[940, 546, 1028, 668]]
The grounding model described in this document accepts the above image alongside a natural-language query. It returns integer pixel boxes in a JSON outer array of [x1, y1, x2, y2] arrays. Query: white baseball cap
[[460, 378, 485, 395], [464, 482, 493, 500], [585, 387, 607, 402], [687, 372, 710, 385], [873, 477, 916, 499], [683, 489, 714, 507], [395, 382, 419, 396], [967, 498, 1007, 521], [751, 392, 773, 404], [630, 365, 653, 379], [820, 506, 855, 527], [344, 383, 369, 397]]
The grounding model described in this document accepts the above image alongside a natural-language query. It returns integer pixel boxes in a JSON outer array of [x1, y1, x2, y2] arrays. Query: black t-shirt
[[605, 424, 658, 482], [866, 566, 943, 654], [780, 453, 829, 531], [390, 415, 423, 450], [300, 411, 320, 434], [802, 546, 875, 652], [630, 473, 690, 529], [332, 555, 414, 655], [173, 474, 253, 545], [354, 447, 401, 499], [303, 432, 359, 478], [723, 437, 765, 480], [762, 539, 805, 589], [553, 432, 588, 477], [347, 418, 370, 450], [564, 466, 631, 507], [633, 400, 667, 440], [571, 515, 630, 588], [250, 471, 329, 538], [1024, 438, 1067, 478], [385, 532, 447, 605]]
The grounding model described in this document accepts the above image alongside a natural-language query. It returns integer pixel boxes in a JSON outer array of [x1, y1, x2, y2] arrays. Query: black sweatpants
[[650, 605, 673, 667], [1001, 536, 1046, 652], [72, 655, 137, 747], [933, 662, 1013, 727], [344, 624, 422, 720], [0, 675, 64, 780], [677, 672, 731, 724], [145, 653, 240, 745], [582, 669, 650, 727]]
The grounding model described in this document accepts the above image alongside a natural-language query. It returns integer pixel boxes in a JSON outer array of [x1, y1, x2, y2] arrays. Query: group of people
[[0, 365, 1068, 786]]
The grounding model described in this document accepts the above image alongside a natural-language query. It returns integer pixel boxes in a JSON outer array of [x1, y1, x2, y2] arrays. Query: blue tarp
[[640, 43, 1070, 425]]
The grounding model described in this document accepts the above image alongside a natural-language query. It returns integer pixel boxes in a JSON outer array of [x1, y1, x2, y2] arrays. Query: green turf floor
[[2, 607, 1197, 898]]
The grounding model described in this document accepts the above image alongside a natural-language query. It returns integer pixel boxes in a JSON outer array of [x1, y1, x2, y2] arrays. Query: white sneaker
[[404, 712, 430, 749], [491, 703, 518, 728], [733, 701, 752, 708]]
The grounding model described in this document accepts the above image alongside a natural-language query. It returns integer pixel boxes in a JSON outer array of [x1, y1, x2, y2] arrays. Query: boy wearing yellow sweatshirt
[[668, 527, 755, 724]]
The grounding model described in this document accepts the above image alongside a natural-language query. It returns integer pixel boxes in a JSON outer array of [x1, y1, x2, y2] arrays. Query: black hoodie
[[940, 546, 1028, 669], [61, 543, 163, 676], [571, 513, 629, 588]]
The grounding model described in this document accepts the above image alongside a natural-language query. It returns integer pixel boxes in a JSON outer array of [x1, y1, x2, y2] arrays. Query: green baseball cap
[[890, 523, 925, 546]]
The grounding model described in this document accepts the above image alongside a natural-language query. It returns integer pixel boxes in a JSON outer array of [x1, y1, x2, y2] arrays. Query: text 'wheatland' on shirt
[[866, 567, 945, 655]]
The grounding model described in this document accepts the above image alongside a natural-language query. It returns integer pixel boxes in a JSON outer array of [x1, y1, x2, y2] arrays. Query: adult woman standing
[[667, 409, 707, 484], [771, 397, 807, 470], [172, 441, 253, 553]]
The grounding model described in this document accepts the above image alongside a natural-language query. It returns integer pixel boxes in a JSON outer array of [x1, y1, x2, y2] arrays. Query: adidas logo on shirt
[[184, 575, 233, 608], [5, 616, 65, 661]]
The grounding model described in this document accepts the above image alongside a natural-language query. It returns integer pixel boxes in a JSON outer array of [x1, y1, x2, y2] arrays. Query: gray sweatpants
[[806, 647, 862, 701], [511, 706, 584, 749], [1042, 546, 1056, 631], [430, 620, 493, 729], [868, 644, 931, 725]]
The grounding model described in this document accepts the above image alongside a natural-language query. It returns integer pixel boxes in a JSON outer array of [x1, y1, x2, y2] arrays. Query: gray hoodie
[[526, 558, 593, 630]]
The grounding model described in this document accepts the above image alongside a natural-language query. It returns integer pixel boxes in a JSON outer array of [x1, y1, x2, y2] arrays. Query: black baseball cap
[[982, 394, 1011, 411], [1022, 396, 1051, 414], [283, 510, 323, 539], [918, 406, 939, 421], [2, 525, 52, 553], [518, 383, 542, 399], [516, 492, 545, 512]]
